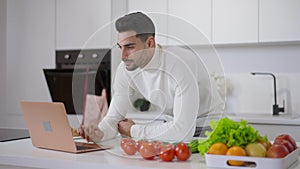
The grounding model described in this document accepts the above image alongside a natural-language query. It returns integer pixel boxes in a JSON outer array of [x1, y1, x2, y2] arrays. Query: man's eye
[[126, 46, 135, 49]]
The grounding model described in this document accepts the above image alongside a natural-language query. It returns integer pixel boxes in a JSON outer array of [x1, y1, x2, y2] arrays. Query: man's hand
[[78, 125, 104, 143], [118, 119, 135, 137]]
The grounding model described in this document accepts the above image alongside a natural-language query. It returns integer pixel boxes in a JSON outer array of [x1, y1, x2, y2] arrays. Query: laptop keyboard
[[76, 145, 95, 150], [75, 142, 100, 150]]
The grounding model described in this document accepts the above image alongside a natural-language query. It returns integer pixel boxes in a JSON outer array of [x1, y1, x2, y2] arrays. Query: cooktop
[[0, 128, 30, 142]]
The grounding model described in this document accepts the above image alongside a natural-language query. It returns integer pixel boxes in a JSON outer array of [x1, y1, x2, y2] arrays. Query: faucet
[[251, 72, 285, 115]]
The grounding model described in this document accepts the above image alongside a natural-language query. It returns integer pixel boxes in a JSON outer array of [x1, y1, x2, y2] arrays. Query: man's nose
[[121, 48, 128, 60]]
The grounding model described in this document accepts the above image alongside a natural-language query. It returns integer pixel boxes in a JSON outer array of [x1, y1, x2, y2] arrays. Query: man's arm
[[97, 64, 137, 141]]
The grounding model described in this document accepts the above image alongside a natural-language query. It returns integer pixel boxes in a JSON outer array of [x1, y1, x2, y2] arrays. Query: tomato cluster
[[120, 138, 191, 162]]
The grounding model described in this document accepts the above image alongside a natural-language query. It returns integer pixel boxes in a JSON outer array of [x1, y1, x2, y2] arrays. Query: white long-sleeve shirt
[[98, 45, 223, 142]]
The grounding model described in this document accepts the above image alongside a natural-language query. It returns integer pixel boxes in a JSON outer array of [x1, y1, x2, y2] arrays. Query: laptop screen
[[43, 69, 104, 115]]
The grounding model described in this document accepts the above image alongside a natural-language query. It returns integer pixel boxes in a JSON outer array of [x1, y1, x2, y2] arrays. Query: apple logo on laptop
[[42, 121, 53, 132]]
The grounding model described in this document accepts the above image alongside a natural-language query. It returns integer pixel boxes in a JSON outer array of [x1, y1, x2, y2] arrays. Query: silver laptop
[[20, 101, 109, 153]]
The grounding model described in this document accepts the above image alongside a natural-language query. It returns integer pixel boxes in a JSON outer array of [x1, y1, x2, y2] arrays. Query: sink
[[225, 113, 300, 125]]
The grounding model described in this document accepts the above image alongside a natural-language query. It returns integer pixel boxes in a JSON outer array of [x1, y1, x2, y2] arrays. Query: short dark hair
[[115, 12, 155, 42]]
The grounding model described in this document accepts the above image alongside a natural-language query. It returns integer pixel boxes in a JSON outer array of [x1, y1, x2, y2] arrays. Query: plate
[[106, 145, 143, 159]]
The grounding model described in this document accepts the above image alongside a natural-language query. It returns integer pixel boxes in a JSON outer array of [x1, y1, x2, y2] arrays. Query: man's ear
[[146, 36, 155, 48]]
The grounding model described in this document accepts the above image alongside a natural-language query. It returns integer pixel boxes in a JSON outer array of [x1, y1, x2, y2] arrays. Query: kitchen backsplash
[[224, 73, 300, 116]]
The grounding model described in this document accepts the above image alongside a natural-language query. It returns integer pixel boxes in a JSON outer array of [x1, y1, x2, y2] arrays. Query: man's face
[[117, 31, 154, 71]]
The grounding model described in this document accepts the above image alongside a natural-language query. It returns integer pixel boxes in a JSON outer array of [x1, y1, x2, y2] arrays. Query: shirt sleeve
[[130, 60, 200, 142], [98, 64, 136, 141]]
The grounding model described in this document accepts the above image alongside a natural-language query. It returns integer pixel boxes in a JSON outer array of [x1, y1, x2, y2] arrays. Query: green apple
[[245, 142, 267, 157]]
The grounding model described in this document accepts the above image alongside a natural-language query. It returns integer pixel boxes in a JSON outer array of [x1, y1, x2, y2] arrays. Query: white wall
[[217, 44, 300, 115], [110, 0, 127, 83], [0, 0, 55, 128], [225, 73, 300, 115], [193, 44, 300, 116], [0, 0, 7, 127]]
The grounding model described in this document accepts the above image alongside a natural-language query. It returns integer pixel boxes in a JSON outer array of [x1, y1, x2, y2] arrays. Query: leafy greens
[[198, 117, 267, 155]]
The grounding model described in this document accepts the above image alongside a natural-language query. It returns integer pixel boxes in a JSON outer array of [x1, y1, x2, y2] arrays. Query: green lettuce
[[198, 117, 266, 156]]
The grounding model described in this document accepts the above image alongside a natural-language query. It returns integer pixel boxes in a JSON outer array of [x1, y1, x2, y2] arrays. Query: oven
[[43, 49, 111, 115]]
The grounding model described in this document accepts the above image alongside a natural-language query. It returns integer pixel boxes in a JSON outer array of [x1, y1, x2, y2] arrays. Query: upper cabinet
[[128, 0, 211, 45], [168, 0, 212, 45], [259, 0, 300, 42], [55, 0, 300, 49], [127, 0, 168, 45], [126, 0, 260, 45], [212, 0, 258, 44], [56, 0, 111, 49]]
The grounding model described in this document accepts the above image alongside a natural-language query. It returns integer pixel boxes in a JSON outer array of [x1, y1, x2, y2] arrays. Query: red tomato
[[123, 141, 137, 155], [175, 142, 192, 161], [139, 141, 156, 160], [153, 141, 163, 155], [120, 138, 135, 150], [136, 140, 144, 152], [159, 144, 175, 162]]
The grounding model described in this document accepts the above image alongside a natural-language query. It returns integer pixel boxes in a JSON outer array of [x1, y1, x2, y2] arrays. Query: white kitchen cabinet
[[128, 0, 211, 45], [259, 0, 300, 42], [212, 0, 258, 44], [168, 0, 212, 45], [127, 0, 168, 45], [126, 0, 299, 45], [56, 0, 111, 49]]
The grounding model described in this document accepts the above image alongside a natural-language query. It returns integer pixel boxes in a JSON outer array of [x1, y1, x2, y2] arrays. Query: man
[[81, 12, 223, 142]]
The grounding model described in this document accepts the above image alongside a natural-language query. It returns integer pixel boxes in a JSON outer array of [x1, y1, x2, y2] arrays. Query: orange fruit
[[208, 142, 228, 155], [226, 146, 247, 166]]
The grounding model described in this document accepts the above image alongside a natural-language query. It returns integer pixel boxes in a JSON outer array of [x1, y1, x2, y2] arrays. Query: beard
[[123, 45, 153, 71], [124, 60, 138, 71]]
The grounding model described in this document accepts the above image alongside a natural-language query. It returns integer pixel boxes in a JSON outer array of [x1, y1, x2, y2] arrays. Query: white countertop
[[0, 138, 206, 169], [1, 137, 300, 169], [226, 113, 300, 125]]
